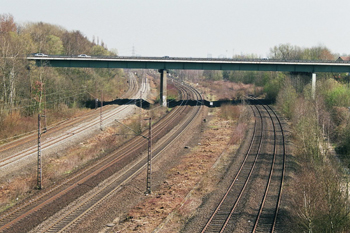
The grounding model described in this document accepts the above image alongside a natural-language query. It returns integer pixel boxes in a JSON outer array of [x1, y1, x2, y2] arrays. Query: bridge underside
[[33, 58, 350, 73]]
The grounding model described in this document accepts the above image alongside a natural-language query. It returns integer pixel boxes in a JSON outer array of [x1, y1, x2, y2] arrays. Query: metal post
[[43, 85, 47, 132], [37, 114, 42, 189], [146, 117, 152, 194], [100, 91, 103, 131], [139, 89, 143, 132]]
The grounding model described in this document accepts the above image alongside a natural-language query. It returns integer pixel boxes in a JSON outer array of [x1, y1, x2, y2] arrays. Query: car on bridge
[[78, 54, 91, 58], [34, 53, 48, 57]]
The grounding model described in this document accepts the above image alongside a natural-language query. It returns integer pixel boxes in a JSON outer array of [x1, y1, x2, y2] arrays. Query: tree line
[[0, 14, 126, 139]]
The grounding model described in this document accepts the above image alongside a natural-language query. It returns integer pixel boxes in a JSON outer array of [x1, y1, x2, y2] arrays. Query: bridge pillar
[[159, 69, 167, 107], [312, 73, 316, 99]]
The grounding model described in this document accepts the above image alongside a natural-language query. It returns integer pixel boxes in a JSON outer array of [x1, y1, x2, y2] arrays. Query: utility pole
[[37, 80, 47, 190], [37, 114, 46, 189], [146, 117, 152, 194], [139, 89, 143, 133], [100, 91, 103, 131], [114, 117, 152, 194]]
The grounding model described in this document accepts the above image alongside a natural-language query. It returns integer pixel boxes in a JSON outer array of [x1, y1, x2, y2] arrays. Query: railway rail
[[0, 72, 137, 150], [201, 101, 286, 233], [0, 79, 203, 233], [0, 72, 143, 176]]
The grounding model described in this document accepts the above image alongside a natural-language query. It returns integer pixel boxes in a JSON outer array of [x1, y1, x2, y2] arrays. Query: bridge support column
[[312, 73, 316, 99], [159, 69, 167, 107]]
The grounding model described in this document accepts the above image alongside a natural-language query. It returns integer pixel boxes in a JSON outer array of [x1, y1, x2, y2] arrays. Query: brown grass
[[219, 104, 242, 120], [167, 83, 179, 100], [113, 106, 250, 232], [0, 74, 163, 212], [199, 80, 257, 100], [0, 106, 91, 144], [0, 105, 169, 212]]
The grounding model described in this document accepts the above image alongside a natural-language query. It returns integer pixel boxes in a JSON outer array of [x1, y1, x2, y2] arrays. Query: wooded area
[[0, 14, 126, 140]]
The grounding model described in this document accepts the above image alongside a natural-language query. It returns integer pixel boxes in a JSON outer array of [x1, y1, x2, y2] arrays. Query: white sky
[[2, 0, 350, 58]]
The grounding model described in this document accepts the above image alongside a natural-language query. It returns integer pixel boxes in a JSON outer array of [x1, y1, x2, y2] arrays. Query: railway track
[[0, 72, 144, 176], [201, 102, 286, 233], [0, 72, 138, 151], [0, 79, 203, 233]]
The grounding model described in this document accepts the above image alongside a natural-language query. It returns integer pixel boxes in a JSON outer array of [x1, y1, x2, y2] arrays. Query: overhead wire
[[0, 90, 89, 111]]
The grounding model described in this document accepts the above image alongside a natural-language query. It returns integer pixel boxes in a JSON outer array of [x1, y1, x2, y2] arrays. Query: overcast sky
[[2, 0, 350, 58]]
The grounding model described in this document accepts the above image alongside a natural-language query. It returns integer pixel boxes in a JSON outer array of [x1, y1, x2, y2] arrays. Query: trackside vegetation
[[277, 76, 350, 232], [195, 43, 350, 232]]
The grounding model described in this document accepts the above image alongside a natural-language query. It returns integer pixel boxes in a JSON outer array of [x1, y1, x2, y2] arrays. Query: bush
[[219, 104, 241, 120], [276, 78, 297, 119], [324, 84, 350, 108], [263, 72, 286, 101]]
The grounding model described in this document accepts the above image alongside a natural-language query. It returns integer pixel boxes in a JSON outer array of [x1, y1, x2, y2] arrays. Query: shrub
[[316, 78, 350, 108], [263, 72, 286, 101], [219, 104, 241, 120], [276, 78, 298, 119]]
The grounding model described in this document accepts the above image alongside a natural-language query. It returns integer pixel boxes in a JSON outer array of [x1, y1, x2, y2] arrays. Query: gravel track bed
[[182, 105, 291, 233], [181, 107, 256, 232], [67, 104, 207, 233], [0, 79, 197, 233]]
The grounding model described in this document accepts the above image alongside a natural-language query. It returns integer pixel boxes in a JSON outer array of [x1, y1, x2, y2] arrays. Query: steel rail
[[0, 87, 183, 231], [252, 104, 278, 232], [252, 104, 286, 232], [38, 80, 203, 232], [201, 100, 287, 232], [0, 72, 137, 154], [0, 74, 142, 169], [0, 75, 145, 227], [0, 80, 197, 232], [201, 104, 264, 233]]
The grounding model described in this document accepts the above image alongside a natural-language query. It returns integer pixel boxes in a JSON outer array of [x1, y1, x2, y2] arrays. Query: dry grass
[[113, 106, 249, 232], [199, 80, 257, 100], [167, 83, 179, 101], [0, 96, 171, 212], [0, 76, 253, 231], [0, 75, 163, 212], [0, 169, 37, 211], [219, 104, 242, 120], [0, 107, 91, 144]]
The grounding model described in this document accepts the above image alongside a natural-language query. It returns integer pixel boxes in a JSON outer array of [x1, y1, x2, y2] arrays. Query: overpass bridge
[[28, 56, 350, 105]]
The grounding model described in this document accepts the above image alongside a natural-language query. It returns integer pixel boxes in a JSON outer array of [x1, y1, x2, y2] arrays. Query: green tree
[[203, 70, 223, 81], [263, 72, 286, 100], [46, 35, 63, 54], [91, 45, 109, 56], [302, 46, 334, 60], [269, 43, 303, 60]]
